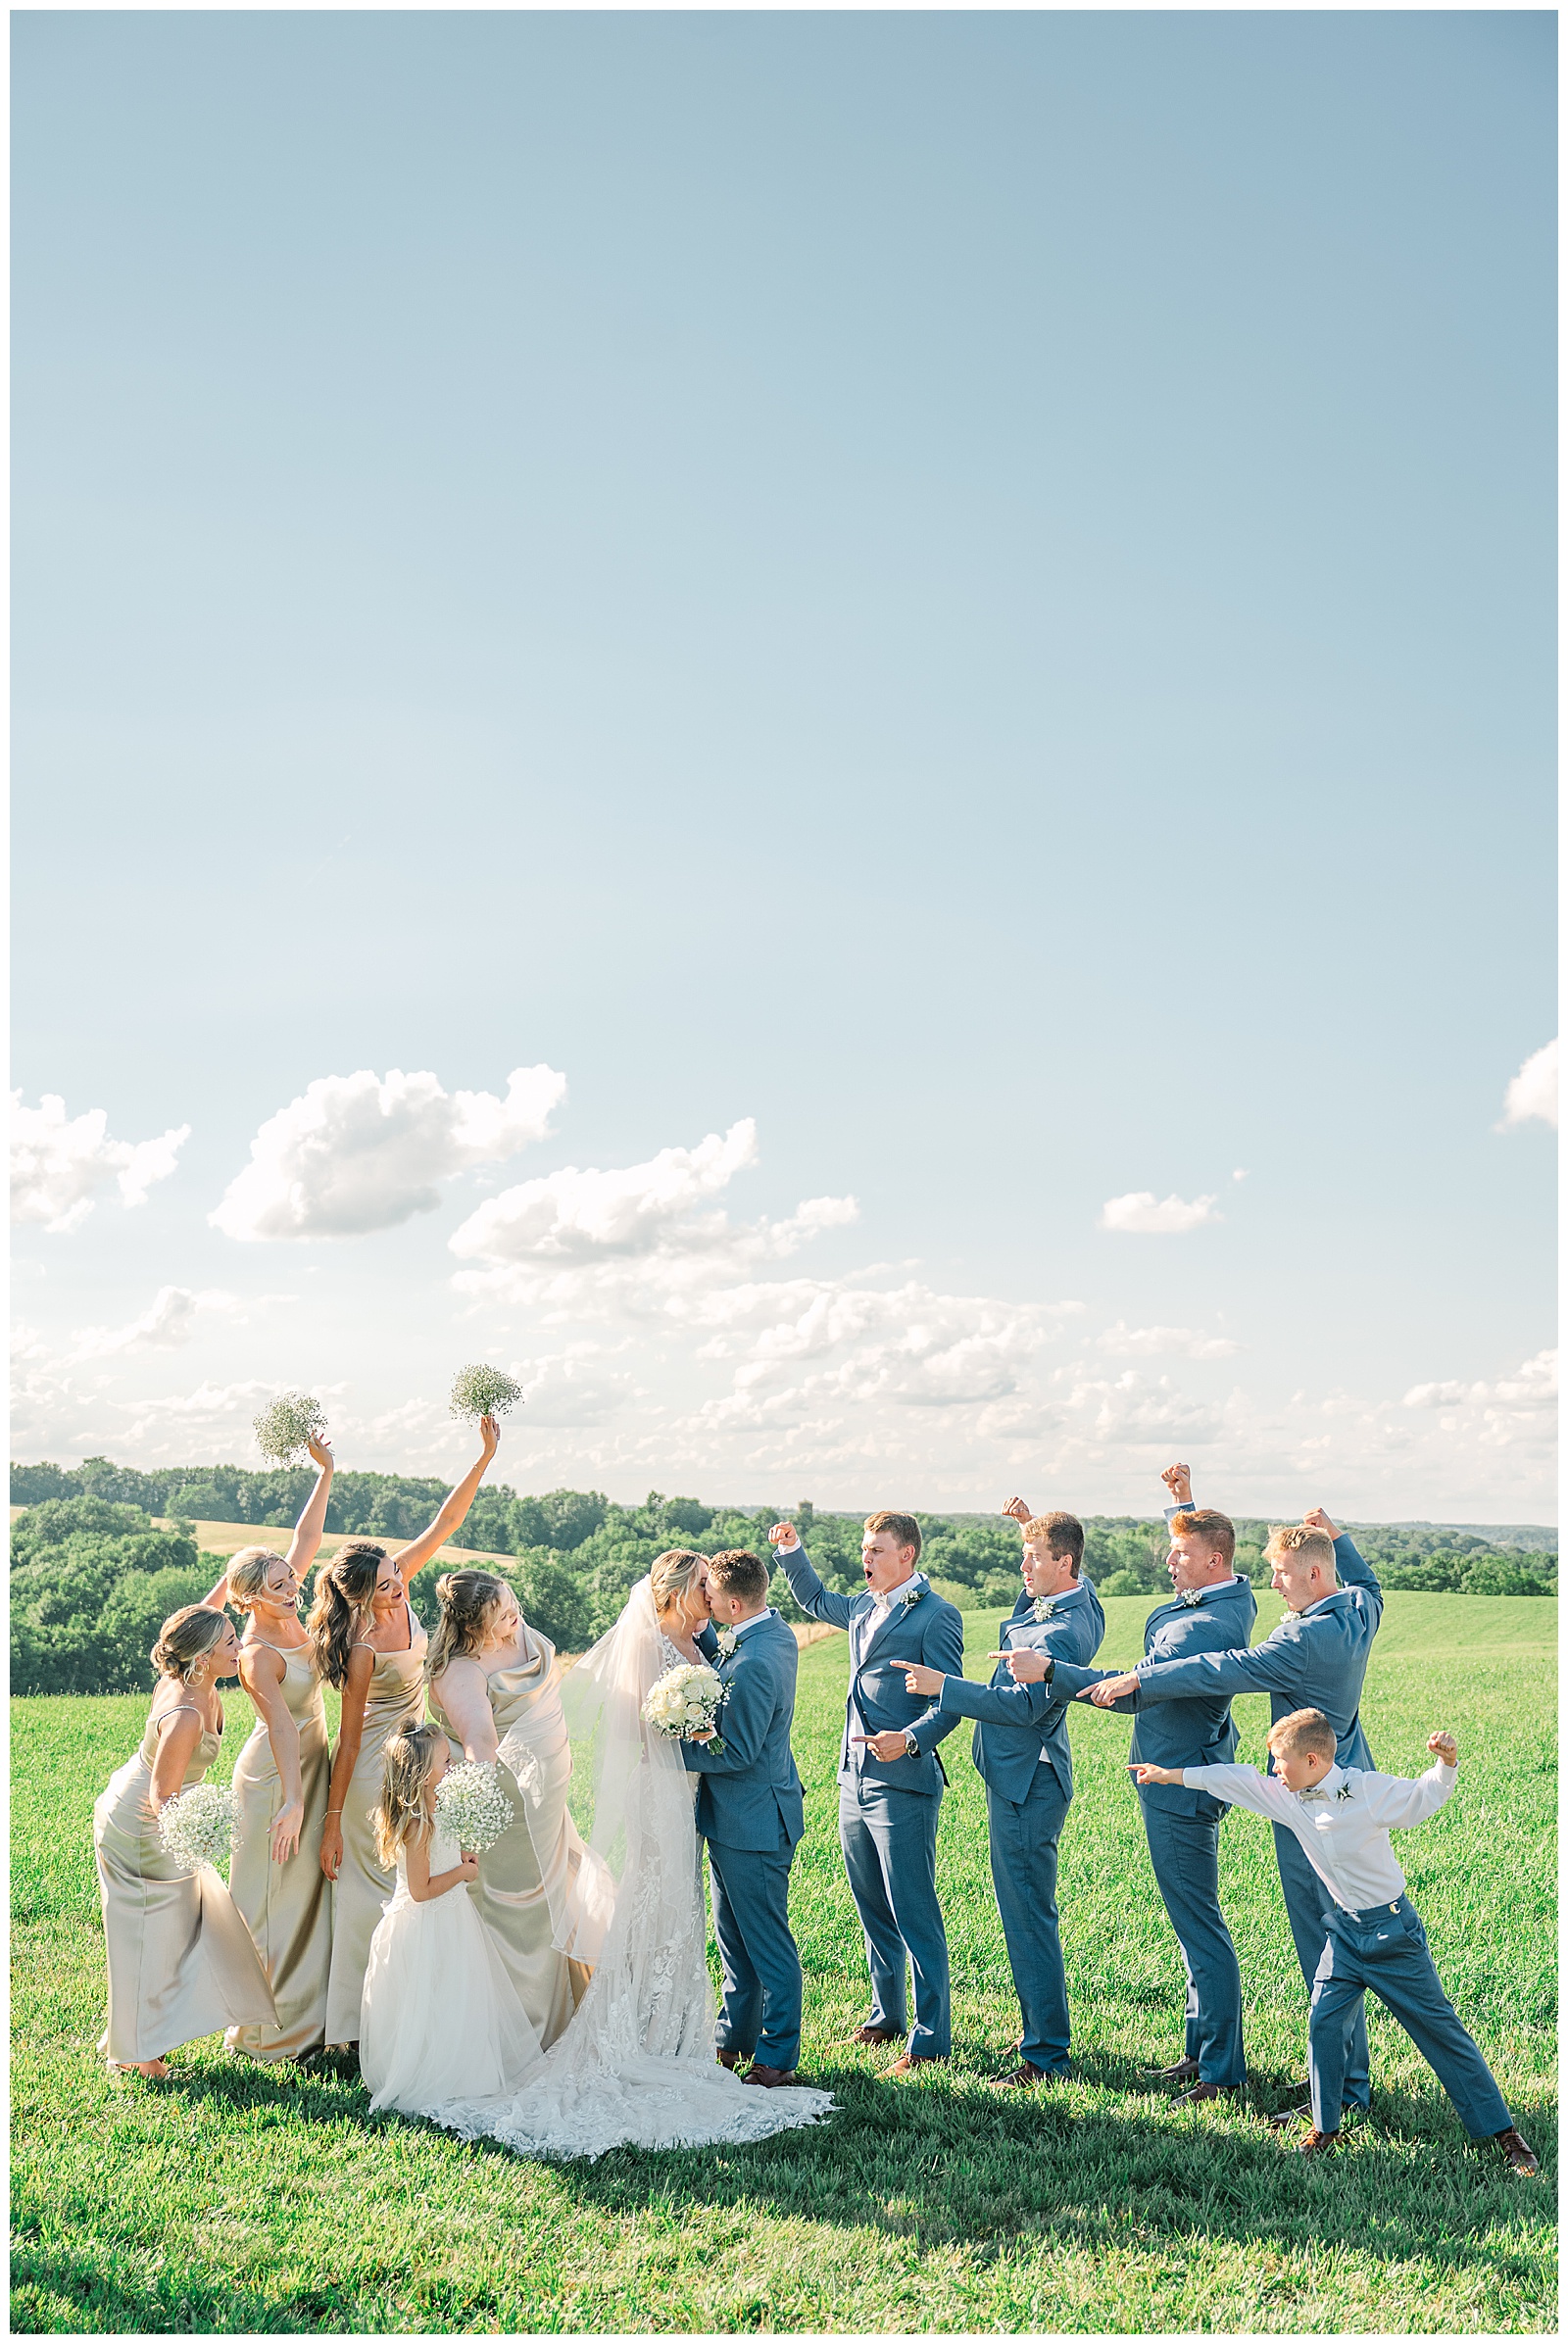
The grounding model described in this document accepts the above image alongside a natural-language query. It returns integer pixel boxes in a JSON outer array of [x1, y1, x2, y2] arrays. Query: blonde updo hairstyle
[[372, 1721, 448, 1869], [425, 1568, 512, 1683], [306, 1541, 389, 1689], [226, 1546, 289, 1613], [150, 1603, 230, 1683], [651, 1547, 708, 1620]]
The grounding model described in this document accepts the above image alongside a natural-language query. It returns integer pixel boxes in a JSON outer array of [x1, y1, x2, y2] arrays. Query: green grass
[[11, 1591, 1557, 2333]]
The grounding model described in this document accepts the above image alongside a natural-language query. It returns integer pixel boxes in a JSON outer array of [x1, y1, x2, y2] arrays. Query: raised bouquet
[[252, 1390, 328, 1466], [448, 1362, 524, 1423], [158, 1782, 237, 1873], [432, 1760, 515, 1854], [643, 1661, 726, 1752]]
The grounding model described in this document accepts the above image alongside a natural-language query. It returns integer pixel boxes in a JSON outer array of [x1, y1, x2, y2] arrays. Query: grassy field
[[10, 1590, 1557, 2334]]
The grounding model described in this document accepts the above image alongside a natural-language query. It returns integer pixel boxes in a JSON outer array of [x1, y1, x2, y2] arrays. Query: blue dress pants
[[707, 1833, 804, 2073], [1308, 1894, 1512, 2139], [839, 1780, 950, 2057], [1274, 1822, 1371, 2110], [987, 1764, 1071, 2076], [1141, 1798, 1246, 2087]]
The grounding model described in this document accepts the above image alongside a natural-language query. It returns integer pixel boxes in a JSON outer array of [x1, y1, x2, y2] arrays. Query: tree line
[[9, 1460, 1556, 1698]]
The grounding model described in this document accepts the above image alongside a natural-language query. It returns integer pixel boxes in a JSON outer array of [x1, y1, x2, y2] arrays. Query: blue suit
[[1124, 1533, 1383, 2108], [683, 1609, 807, 2071], [777, 1540, 964, 2057], [938, 1576, 1104, 2075], [1054, 1544, 1256, 2086]]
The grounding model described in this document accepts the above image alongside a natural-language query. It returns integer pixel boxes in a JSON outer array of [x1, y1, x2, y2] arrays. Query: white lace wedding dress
[[429, 1578, 835, 2160]]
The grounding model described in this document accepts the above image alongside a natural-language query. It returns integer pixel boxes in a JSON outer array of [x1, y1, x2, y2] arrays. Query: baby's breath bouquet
[[643, 1662, 726, 1751], [158, 1782, 237, 1873], [253, 1390, 327, 1466], [433, 1761, 515, 1854], [448, 1363, 524, 1423]]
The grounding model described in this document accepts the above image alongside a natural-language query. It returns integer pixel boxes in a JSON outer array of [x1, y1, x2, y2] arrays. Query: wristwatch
[[904, 1731, 920, 1759]]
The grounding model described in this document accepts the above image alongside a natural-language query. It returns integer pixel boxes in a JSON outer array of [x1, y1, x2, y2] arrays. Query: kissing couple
[[386, 1543, 834, 2160]]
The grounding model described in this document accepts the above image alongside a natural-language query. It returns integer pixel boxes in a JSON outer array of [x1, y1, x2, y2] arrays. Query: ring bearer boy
[[903, 1510, 1103, 2086], [1085, 1499, 1383, 2124], [1011, 1465, 1256, 2101], [770, 1513, 963, 2072], [1132, 1707, 1539, 2175]]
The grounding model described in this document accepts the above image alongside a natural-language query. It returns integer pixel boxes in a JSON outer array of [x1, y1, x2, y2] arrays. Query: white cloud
[[1499, 1039, 1557, 1131], [71, 1286, 246, 1360], [1232, 1167, 1250, 1183], [1097, 1321, 1243, 1360], [212, 1064, 565, 1242], [1098, 1191, 1223, 1235], [1402, 1348, 1557, 1438], [11, 1092, 190, 1233], [450, 1118, 859, 1314]]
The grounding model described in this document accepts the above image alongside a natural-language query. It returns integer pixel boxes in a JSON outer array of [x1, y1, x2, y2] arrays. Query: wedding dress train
[[429, 1579, 835, 2159]]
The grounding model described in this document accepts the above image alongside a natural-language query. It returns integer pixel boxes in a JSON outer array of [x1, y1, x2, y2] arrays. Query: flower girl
[[359, 1723, 541, 2115]]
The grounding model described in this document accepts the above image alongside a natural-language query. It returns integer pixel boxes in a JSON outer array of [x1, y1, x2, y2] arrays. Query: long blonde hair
[[149, 1604, 228, 1682], [425, 1569, 510, 1682], [306, 1542, 388, 1687], [373, 1722, 446, 1869]]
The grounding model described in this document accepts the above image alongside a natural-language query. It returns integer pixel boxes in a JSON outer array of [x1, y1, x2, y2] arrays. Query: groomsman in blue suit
[[1085, 1500, 1383, 2123], [770, 1512, 964, 2072], [684, 1547, 808, 2087], [1018, 1467, 1256, 2101], [903, 1510, 1103, 2086]]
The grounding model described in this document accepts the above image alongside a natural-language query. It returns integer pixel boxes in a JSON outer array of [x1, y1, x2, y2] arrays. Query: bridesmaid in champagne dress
[[220, 1434, 337, 2059], [93, 1605, 275, 2075], [427, 1568, 585, 2049], [312, 1415, 505, 2049]]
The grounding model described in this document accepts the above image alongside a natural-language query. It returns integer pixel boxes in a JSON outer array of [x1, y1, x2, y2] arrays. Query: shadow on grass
[[10, 2237, 285, 2336], [152, 2053, 1557, 2279]]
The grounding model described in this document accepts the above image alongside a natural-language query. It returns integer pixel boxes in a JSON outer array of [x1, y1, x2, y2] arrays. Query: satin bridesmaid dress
[[322, 1604, 428, 2045], [225, 1642, 333, 2060], [429, 1627, 583, 2050], [93, 1698, 276, 2065]]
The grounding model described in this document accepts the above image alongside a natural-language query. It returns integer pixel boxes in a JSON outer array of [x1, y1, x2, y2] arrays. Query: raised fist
[[1161, 1463, 1193, 1504], [1302, 1507, 1340, 1540], [1002, 1497, 1032, 1525], [767, 1522, 800, 1549]]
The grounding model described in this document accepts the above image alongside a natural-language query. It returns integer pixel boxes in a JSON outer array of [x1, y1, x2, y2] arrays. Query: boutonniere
[[1336, 1781, 1353, 1803], [902, 1585, 925, 1612], [1030, 1596, 1057, 1624], [715, 1627, 738, 1660], [1178, 1588, 1204, 1609]]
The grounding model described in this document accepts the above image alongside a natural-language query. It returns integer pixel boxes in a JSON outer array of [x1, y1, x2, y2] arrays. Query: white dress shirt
[[1181, 1758, 1457, 1914]]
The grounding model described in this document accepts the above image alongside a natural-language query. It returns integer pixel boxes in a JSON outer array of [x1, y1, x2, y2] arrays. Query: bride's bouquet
[[643, 1662, 726, 1752], [158, 1782, 237, 1873], [433, 1761, 515, 1854]]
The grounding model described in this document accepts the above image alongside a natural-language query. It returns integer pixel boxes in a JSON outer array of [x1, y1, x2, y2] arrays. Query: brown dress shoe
[[1494, 2126, 1540, 2176], [842, 2025, 903, 2047], [1297, 2127, 1341, 2158], [1173, 2081, 1233, 2107], [742, 2063, 798, 2088], [989, 2060, 1046, 2089], [1148, 2055, 1202, 2084], [716, 2049, 743, 2071], [888, 2052, 948, 2076]]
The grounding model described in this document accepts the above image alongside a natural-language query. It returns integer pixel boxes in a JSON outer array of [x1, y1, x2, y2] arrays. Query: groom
[[683, 1547, 808, 2087], [771, 1512, 964, 2072]]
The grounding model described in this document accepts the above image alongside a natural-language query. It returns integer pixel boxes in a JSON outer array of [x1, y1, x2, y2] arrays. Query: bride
[[429, 1550, 834, 2159]]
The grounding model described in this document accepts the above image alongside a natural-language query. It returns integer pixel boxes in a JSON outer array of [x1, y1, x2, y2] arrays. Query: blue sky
[[12, 10, 1556, 1521]]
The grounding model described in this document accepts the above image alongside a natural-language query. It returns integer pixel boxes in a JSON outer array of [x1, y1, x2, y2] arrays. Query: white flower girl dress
[[359, 1823, 542, 2115]]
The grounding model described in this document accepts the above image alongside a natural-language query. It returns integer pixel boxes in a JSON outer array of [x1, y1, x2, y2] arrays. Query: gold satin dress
[[93, 1700, 276, 2065], [323, 1606, 428, 2045], [429, 1629, 582, 2049], [225, 1642, 333, 2060]]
